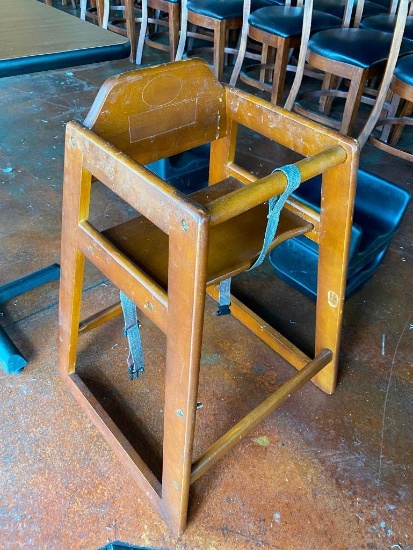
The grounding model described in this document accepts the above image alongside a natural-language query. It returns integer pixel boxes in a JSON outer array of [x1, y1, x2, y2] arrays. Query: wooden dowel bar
[[207, 286, 311, 371], [191, 348, 332, 483], [208, 146, 347, 225], [79, 302, 122, 335], [78, 221, 168, 333], [227, 162, 258, 185]]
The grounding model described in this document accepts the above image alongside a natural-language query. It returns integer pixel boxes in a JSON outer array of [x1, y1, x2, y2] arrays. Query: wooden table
[[0, 0, 130, 373]]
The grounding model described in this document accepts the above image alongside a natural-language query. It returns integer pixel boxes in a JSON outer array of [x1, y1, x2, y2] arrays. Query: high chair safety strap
[[248, 164, 301, 271], [120, 291, 145, 380]]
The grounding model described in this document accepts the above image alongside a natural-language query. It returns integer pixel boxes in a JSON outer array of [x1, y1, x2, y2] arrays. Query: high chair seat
[[58, 58, 359, 536], [105, 178, 311, 288]]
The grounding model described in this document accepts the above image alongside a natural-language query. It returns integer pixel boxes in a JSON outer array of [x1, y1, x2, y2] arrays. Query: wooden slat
[[78, 221, 168, 333], [66, 373, 163, 505], [207, 285, 312, 372], [79, 302, 122, 335], [191, 348, 333, 483]]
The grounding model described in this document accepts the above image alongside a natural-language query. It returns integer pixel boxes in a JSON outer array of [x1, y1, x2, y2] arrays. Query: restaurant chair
[[136, 0, 181, 63], [80, 0, 137, 60], [80, 0, 109, 27], [58, 58, 359, 534], [360, 0, 413, 40], [175, 0, 282, 80], [230, 0, 342, 105], [288, 0, 413, 136], [368, 52, 413, 161], [313, 0, 387, 19], [43, 0, 77, 5]]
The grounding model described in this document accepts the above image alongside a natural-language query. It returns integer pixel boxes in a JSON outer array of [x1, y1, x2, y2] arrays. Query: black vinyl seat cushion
[[249, 6, 341, 39], [186, 0, 280, 20], [309, 28, 413, 69], [313, 0, 386, 19], [368, 0, 391, 7], [394, 53, 413, 86], [268, 169, 411, 300], [361, 15, 413, 42]]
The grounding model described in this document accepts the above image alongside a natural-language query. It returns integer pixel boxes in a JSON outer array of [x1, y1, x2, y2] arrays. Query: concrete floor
[[0, 3, 412, 549]]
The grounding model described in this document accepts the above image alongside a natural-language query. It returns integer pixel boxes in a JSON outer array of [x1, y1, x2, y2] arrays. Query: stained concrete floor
[[0, 3, 412, 549]]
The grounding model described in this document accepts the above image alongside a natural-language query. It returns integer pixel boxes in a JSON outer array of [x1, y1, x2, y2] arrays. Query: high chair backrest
[[83, 59, 227, 165]]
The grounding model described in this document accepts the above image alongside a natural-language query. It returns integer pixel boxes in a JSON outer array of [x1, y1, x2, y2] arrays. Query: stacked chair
[[229, 0, 342, 104], [288, 0, 413, 136], [369, 52, 413, 161], [361, 0, 413, 40], [175, 0, 286, 80], [80, 1, 139, 61]]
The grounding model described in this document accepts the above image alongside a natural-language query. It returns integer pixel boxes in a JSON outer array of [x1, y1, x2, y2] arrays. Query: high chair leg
[[161, 209, 209, 535]]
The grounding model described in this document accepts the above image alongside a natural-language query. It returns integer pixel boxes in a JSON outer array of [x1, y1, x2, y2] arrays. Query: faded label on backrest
[[128, 100, 197, 143]]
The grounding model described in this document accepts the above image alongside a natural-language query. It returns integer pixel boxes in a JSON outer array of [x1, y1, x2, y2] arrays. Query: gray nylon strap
[[120, 291, 145, 380], [247, 164, 301, 271], [215, 164, 301, 316], [217, 278, 231, 316]]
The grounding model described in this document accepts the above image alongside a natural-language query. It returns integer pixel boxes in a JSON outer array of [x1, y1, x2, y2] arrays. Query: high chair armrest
[[208, 145, 347, 226], [65, 121, 209, 236]]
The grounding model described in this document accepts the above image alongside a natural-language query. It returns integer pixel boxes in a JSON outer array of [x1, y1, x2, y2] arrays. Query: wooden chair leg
[[58, 145, 91, 379], [313, 162, 355, 393], [340, 71, 367, 136], [270, 41, 291, 105], [230, 22, 248, 86], [390, 98, 413, 145], [168, 3, 180, 62], [175, 0, 188, 62], [136, 0, 148, 64], [124, 0, 137, 62], [213, 19, 227, 80], [320, 73, 340, 116]]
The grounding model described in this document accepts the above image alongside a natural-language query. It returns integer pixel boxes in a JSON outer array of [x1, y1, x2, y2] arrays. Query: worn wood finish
[[58, 59, 359, 535]]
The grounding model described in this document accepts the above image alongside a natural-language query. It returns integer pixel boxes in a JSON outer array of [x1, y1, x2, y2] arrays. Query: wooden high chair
[[58, 58, 359, 535]]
